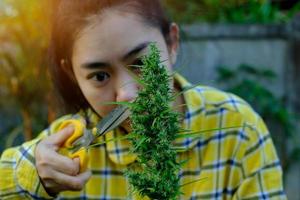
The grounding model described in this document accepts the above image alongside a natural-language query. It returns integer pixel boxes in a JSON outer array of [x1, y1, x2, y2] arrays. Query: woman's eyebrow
[[81, 42, 150, 69], [123, 42, 150, 61], [81, 62, 109, 69]]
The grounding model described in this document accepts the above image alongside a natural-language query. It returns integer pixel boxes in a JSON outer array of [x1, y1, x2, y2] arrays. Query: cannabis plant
[[125, 44, 181, 200]]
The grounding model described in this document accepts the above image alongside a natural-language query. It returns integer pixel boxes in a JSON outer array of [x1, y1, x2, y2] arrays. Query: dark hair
[[48, 0, 172, 113]]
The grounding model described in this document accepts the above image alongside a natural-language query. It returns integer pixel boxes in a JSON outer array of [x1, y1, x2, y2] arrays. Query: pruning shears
[[58, 105, 130, 172]]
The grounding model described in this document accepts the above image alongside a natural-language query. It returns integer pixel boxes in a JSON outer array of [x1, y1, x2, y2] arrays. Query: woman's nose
[[116, 74, 138, 103]]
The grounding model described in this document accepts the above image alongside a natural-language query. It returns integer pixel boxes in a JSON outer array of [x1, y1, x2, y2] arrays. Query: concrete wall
[[175, 21, 300, 200], [177, 38, 288, 97]]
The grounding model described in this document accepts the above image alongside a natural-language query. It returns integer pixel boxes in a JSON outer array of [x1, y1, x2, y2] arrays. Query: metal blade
[[69, 105, 130, 152], [95, 105, 130, 137]]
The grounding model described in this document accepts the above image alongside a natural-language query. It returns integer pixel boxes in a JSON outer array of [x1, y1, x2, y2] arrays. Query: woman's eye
[[132, 58, 143, 66], [130, 59, 143, 73], [90, 71, 110, 82]]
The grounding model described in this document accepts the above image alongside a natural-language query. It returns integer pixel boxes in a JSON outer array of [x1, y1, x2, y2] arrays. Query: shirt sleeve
[[233, 117, 287, 199], [0, 114, 73, 199]]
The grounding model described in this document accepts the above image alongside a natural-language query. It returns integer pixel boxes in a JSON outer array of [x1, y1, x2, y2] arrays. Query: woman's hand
[[35, 126, 91, 196]]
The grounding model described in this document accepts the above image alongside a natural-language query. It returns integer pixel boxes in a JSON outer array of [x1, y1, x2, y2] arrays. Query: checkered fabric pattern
[[0, 74, 286, 199]]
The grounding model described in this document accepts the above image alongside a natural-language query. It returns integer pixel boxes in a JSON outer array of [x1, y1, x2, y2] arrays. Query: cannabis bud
[[126, 44, 181, 200]]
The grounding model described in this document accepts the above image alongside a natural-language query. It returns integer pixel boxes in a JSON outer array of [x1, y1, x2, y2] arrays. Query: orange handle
[[58, 119, 85, 148], [57, 119, 89, 172], [70, 147, 89, 172]]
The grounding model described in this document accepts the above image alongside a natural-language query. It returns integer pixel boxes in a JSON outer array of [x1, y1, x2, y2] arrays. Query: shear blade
[[70, 105, 130, 152], [95, 105, 130, 137]]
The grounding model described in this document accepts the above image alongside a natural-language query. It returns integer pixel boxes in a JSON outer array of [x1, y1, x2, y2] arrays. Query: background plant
[[0, 0, 54, 150], [163, 0, 300, 24], [216, 64, 300, 172]]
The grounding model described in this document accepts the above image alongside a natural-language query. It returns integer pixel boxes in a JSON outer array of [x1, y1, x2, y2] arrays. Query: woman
[[0, 0, 286, 199]]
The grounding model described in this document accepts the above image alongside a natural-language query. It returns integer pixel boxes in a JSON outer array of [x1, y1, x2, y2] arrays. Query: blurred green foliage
[[164, 0, 300, 24], [217, 64, 300, 172], [0, 0, 54, 152]]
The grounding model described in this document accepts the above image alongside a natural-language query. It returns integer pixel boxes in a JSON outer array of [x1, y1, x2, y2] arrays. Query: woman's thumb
[[48, 126, 74, 147]]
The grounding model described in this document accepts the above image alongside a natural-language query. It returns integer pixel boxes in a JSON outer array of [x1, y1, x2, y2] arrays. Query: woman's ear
[[168, 23, 180, 65], [60, 59, 77, 82]]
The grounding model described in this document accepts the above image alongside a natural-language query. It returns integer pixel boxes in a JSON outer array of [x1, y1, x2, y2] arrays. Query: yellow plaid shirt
[[0, 74, 286, 199]]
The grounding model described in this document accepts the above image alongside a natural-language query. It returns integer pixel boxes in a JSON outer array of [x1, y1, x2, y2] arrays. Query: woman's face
[[71, 9, 178, 130]]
